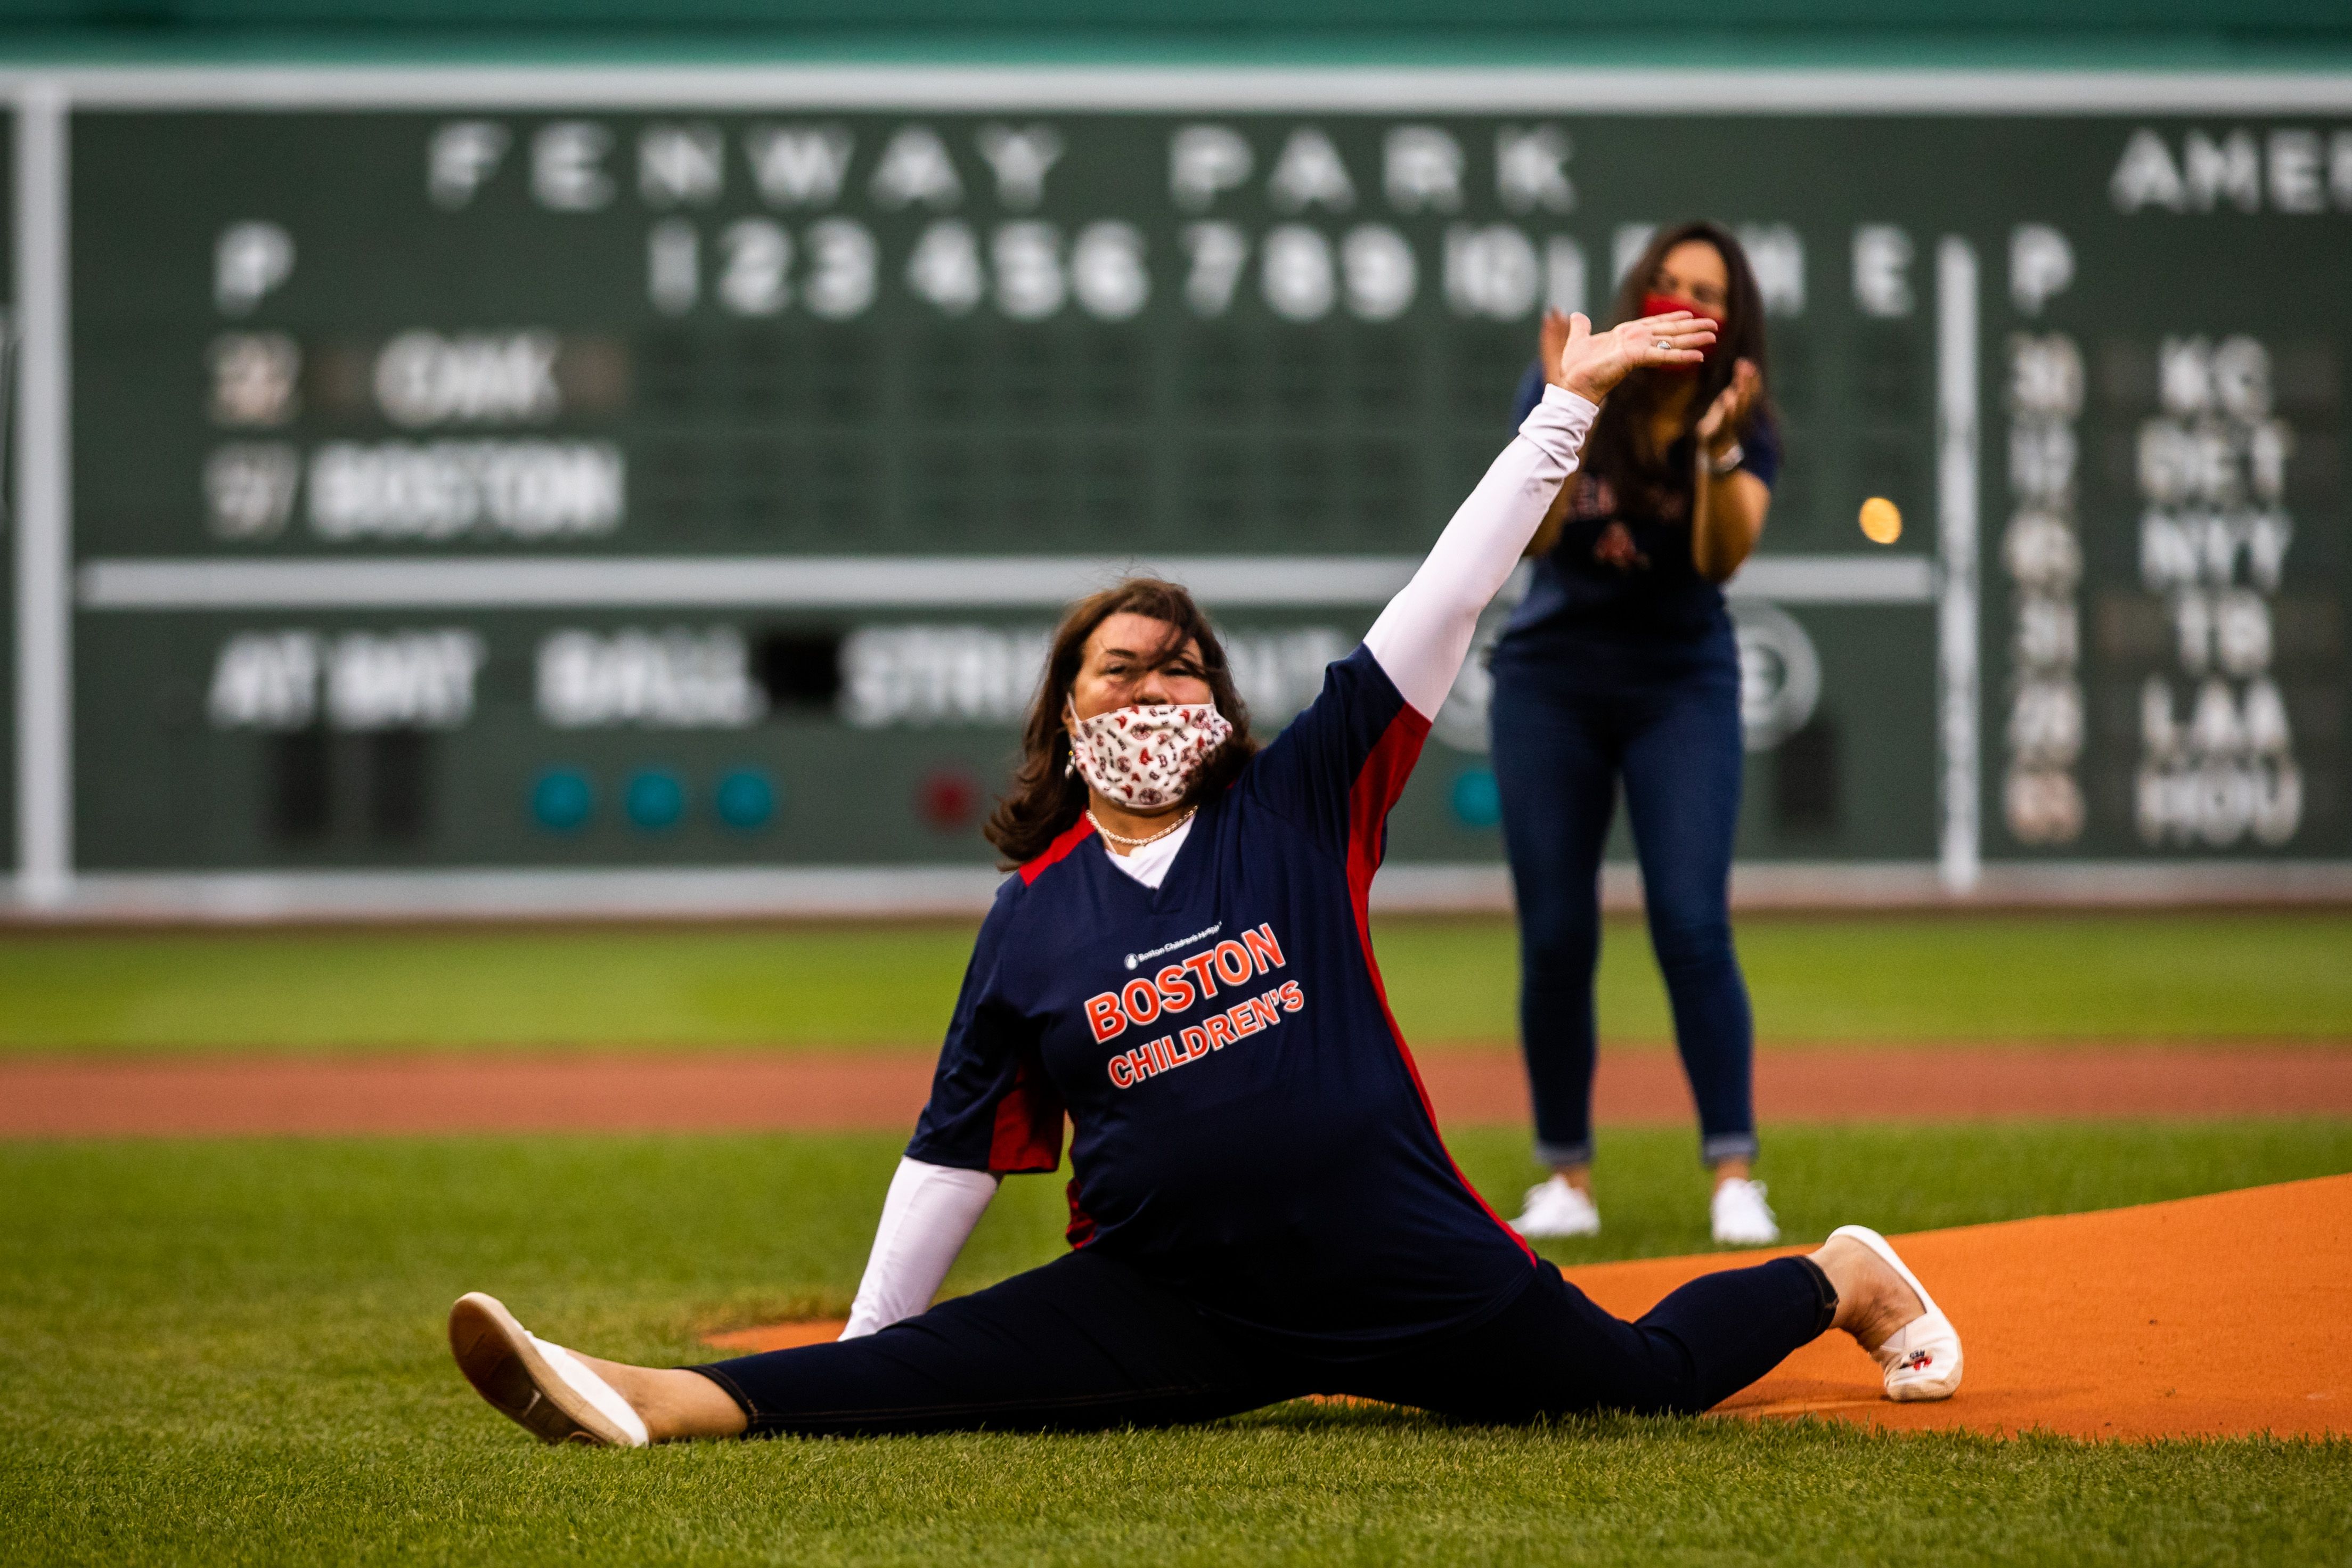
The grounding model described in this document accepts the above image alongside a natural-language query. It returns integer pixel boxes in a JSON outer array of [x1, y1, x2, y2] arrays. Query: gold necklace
[[1087, 807, 1197, 850]]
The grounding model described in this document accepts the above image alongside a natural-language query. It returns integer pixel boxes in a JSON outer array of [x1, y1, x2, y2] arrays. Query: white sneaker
[[1828, 1225, 1965, 1402], [1510, 1175, 1600, 1238], [449, 1292, 651, 1447], [1711, 1178, 1781, 1245]]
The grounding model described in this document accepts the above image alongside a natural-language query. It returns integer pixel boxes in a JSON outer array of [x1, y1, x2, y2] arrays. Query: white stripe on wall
[[1728, 554, 1933, 604], [13, 88, 71, 909], [1936, 237, 1982, 896], [77, 551, 1934, 612], [7, 859, 2349, 925], [7, 65, 2352, 115]]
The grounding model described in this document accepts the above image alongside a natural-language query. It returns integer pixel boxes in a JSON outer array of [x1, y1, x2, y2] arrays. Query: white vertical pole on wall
[[1934, 236, 1981, 895], [14, 85, 70, 909]]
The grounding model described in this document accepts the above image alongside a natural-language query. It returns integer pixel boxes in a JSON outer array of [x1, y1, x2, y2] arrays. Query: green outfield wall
[[3, 37, 2348, 914]]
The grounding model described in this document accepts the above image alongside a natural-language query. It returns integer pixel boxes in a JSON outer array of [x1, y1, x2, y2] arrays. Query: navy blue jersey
[[1498, 359, 1779, 646], [907, 646, 1540, 1355]]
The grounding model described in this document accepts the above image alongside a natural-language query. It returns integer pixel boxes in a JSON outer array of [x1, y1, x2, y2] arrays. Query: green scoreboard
[[10, 67, 2350, 913]]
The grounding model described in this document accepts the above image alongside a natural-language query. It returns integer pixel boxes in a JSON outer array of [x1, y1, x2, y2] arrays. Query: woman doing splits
[[447, 308, 1961, 1447]]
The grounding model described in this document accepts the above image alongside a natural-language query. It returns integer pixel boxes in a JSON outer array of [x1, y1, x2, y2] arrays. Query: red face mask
[[1639, 292, 1725, 373]]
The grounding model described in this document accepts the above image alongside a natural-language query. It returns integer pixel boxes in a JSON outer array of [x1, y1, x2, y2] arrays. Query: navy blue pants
[[1488, 625, 1758, 1167], [689, 1248, 1834, 1436]]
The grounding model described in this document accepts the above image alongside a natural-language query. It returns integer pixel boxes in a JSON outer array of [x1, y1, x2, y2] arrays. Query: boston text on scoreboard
[[7, 68, 2348, 912]]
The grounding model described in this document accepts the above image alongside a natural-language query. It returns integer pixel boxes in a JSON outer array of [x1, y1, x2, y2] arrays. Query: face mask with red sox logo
[[1064, 701, 1235, 811]]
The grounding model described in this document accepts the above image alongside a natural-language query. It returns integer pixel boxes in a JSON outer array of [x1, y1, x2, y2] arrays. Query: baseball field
[[4, 909, 2349, 1563]]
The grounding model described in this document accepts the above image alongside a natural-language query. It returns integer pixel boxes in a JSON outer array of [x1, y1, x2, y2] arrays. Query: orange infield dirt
[[706, 1174, 2352, 1442], [5, 1044, 2350, 1137]]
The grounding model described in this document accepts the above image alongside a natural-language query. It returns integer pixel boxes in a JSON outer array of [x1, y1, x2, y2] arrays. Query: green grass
[[3, 1122, 2349, 1565], [3, 911, 2348, 1055]]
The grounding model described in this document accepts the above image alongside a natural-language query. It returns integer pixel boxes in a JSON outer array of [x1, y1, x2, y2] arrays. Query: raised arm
[[1362, 309, 1716, 717], [1362, 385, 1595, 716], [840, 1157, 1001, 1338]]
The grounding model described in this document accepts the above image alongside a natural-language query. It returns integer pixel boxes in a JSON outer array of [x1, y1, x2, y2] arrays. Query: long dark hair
[[1581, 220, 1773, 510], [985, 576, 1259, 868]]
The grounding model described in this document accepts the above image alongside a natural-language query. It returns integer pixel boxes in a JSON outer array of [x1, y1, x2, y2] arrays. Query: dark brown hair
[[1582, 219, 1774, 510], [985, 576, 1259, 868]]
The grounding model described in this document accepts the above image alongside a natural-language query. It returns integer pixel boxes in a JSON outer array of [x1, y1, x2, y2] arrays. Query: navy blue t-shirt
[[907, 646, 1540, 1356], [1499, 361, 1779, 646]]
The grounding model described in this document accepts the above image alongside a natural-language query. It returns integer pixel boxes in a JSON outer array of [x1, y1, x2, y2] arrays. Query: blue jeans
[[1488, 624, 1758, 1168]]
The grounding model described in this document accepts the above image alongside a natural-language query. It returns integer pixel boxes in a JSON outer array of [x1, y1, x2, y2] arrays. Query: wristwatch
[[1704, 442, 1745, 477]]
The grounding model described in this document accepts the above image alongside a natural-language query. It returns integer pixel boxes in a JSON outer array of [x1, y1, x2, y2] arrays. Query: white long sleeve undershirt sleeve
[[1362, 385, 1599, 718], [838, 1156, 1001, 1340]]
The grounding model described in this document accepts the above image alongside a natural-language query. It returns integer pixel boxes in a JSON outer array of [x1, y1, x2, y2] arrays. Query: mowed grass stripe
[[3, 911, 2348, 1055], [7, 1416, 2342, 1568], [1, 1122, 2347, 1565]]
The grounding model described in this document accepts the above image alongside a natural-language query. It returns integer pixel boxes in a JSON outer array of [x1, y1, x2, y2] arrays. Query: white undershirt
[[840, 1156, 1002, 1338], [838, 385, 1599, 1340], [1100, 816, 1194, 888]]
